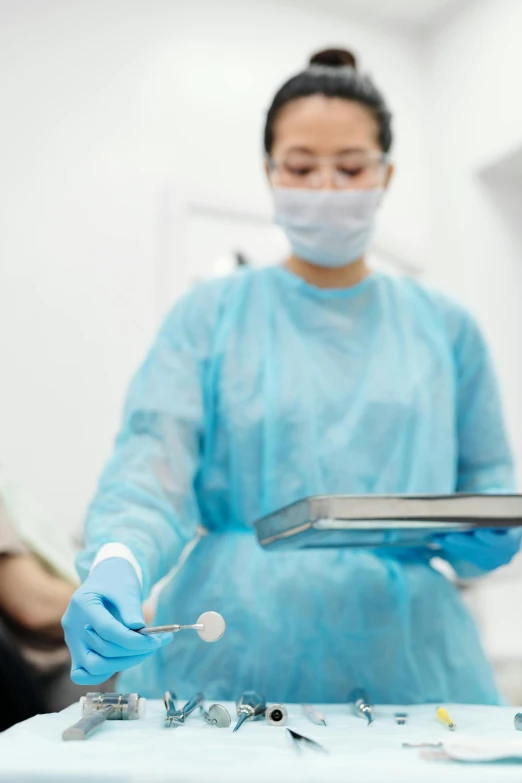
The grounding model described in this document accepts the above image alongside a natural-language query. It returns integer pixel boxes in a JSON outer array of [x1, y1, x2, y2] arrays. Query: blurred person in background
[[63, 48, 521, 705], [0, 493, 80, 730]]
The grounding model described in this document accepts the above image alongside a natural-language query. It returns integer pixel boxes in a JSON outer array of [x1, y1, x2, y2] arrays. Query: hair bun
[[309, 48, 357, 70]]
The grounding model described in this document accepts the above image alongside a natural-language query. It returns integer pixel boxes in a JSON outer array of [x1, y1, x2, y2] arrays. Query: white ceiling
[[274, 0, 475, 34]]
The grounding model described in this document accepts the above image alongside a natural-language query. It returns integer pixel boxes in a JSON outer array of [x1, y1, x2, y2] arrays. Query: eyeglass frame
[[265, 149, 391, 189]]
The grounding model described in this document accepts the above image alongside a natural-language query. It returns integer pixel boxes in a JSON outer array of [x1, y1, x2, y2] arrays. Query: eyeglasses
[[267, 149, 389, 190]]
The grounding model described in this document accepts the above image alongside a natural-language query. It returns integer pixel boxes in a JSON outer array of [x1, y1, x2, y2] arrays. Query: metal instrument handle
[[139, 623, 204, 635], [62, 704, 115, 741], [182, 692, 205, 719], [164, 691, 177, 713]]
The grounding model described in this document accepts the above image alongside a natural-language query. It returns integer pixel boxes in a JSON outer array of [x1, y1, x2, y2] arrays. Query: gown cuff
[[90, 542, 143, 586]]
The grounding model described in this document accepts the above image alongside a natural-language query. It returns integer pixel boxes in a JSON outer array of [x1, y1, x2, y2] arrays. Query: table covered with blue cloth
[[2, 702, 522, 782]]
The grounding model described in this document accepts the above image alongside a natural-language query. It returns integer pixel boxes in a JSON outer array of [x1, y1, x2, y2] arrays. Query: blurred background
[[0, 0, 521, 702]]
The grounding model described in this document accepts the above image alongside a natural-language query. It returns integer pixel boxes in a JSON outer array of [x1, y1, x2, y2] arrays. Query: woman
[[63, 49, 520, 705]]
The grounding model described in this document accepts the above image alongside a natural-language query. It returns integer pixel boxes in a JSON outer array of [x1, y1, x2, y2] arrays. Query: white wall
[[428, 0, 522, 485], [428, 0, 522, 697], [0, 0, 175, 538], [0, 0, 430, 540]]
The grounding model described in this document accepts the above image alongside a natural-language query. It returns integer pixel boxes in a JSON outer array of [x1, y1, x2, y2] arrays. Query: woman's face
[[267, 95, 393, 191]]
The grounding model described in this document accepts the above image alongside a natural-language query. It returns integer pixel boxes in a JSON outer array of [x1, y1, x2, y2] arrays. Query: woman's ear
[[264, 157, 271, 183], [383, 162, 394, 191]]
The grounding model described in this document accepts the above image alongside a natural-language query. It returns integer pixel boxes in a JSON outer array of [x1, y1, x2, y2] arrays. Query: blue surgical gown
[[78, 267, 514, 704]]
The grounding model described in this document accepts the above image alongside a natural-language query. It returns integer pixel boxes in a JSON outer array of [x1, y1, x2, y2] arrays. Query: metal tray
[[254, 494, 522, 550]]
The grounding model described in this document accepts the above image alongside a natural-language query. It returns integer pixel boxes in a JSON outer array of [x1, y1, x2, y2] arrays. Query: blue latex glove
[[436, 528, 522, 573], [62, 557, 173, 685]]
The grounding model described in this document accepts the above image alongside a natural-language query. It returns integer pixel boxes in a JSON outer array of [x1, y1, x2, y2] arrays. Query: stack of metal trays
[[254, 494, 522, 551]]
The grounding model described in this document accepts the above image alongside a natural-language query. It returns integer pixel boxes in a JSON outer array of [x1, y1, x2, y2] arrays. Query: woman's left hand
[[436, 528, 522, 572]]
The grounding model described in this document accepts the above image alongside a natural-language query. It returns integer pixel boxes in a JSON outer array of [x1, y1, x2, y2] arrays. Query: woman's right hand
[[62, 557, 173, 685]]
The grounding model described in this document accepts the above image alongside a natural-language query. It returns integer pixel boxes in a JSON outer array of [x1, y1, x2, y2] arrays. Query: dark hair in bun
[[264, 47, 392, 154], [309, 48, 358, 69]]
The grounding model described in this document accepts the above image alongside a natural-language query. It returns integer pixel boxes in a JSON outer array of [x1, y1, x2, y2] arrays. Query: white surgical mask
[[273, 187, 384, 268]]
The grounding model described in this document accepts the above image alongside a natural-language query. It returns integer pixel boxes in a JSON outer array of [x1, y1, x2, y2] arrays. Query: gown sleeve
[[445, 302, 515, 578], [453, 307, 514, 493], [76, 287, 216, 597]]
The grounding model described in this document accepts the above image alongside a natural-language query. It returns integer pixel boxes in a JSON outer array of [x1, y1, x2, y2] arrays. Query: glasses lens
[[278, 152, 321, 188], [334, 151, 386, 188]]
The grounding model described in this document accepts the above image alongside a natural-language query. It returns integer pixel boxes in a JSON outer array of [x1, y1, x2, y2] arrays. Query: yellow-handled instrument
[[436, 707, 456, 731]]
